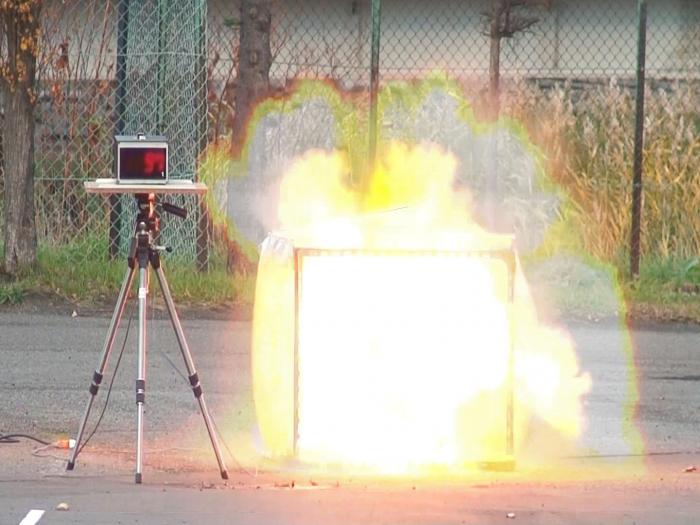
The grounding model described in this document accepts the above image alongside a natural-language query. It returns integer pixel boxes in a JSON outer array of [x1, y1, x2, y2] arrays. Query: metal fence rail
[[1, 0, 700, 271]]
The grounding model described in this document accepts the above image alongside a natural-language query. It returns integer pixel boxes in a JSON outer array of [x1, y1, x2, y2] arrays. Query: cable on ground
[[0, 433, 50, 446]]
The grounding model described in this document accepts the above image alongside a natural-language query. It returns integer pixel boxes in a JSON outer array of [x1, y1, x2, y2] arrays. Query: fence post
[[109, 0, 130, 260], [368, 0, 382, 172], [196, 0, 209, 271], [630, 0, 647, 278]]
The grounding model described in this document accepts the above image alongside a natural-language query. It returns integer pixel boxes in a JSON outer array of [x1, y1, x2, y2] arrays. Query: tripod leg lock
[[188, 373, 203, 398], [135, 379, 146, 403], [89, 371, 104, 395]]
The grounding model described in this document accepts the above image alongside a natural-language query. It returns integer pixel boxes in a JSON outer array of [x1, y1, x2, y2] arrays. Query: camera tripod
[[67, 192, 228, 483]]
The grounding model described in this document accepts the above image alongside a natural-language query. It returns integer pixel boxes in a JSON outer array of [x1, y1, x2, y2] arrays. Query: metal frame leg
[[135, 263, 148, 484], [153, 265, 229, 479], [67, 266, 136, 470], [506, 255, 516, 459]]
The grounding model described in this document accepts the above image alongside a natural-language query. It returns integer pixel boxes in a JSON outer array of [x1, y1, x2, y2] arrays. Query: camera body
[[115, 134, 168, 184]]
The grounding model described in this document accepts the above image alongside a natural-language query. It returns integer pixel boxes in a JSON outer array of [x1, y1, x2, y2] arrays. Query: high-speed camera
[[115, 134, 168, 184]]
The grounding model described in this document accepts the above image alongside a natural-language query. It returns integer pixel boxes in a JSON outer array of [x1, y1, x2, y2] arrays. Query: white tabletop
[[84, 179, 207, 195]]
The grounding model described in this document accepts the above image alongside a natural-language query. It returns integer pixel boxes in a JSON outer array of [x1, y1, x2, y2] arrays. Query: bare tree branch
[[483, 0, 553, 116]]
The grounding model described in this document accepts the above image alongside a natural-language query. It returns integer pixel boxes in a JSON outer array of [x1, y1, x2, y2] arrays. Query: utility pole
[[630, 0, 647, 277], [368, 0, 382, 172]]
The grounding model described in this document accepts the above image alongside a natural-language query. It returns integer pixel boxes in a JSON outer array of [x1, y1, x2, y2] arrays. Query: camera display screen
[[119, 147, 167, 181]]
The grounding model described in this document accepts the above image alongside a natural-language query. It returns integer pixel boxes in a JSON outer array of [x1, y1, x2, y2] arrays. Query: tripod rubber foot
[[221, 470, 229, 480], [66, 460, 75, 471], [135, 473, 142, 484]]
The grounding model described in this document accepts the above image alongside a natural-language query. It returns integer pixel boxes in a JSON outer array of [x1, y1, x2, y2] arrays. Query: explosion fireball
[[251, 142, 592, 474]]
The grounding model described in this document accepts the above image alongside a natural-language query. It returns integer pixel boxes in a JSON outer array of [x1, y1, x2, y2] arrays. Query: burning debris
[[250, 143, 591, 474]]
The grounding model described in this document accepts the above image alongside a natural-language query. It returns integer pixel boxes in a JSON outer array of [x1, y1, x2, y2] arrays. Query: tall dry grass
[[502, 80, 700, 264]]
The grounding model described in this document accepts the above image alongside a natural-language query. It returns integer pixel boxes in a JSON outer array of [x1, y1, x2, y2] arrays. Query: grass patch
[[159, 262, 255, 305], [524, 254, 700, 322], [525, 255, 622, 319], [2, 237, 255, 307], [3, 239, 700, 323], [622, 256, 700, 321], [0, 282, 26, 304], [36, 242, 125, 301]]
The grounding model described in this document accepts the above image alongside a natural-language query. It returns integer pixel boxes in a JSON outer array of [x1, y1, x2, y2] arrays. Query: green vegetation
[[623, 256, 700, 321], [523, 254, 700, 322], [499, 80, 700, 322], [0, 282, 25, 305], [0, 238, 256, 308], [5, 245, 700, 322], [5, 80, 700, 322], [505, 80, 700, 263]]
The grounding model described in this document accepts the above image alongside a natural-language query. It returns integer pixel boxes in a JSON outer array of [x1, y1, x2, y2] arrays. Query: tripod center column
[[134, 221, 151, 484]]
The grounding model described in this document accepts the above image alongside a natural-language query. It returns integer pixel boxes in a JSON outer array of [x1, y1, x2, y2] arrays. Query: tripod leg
[[67, 266, 136, 470], [153, 265, 229, 480], [135, 264, 149, 484]]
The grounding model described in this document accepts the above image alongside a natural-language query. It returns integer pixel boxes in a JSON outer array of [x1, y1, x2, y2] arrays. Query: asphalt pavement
[[1, 306, 699, 524]]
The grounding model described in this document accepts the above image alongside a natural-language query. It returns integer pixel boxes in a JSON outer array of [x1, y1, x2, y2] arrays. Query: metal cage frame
[[291, 246, 517, 465]]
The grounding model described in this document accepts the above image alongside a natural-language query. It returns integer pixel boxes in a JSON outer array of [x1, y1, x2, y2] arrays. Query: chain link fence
[[27, 0, 207, 268], [2, 0, 700, 274]]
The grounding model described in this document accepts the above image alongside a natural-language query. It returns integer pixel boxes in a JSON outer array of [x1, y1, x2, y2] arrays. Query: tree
[[484, 0, 552, 116], [231, 0, 271, 153], [0, 0, 41, 276], [224, 0, 272, 273]]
